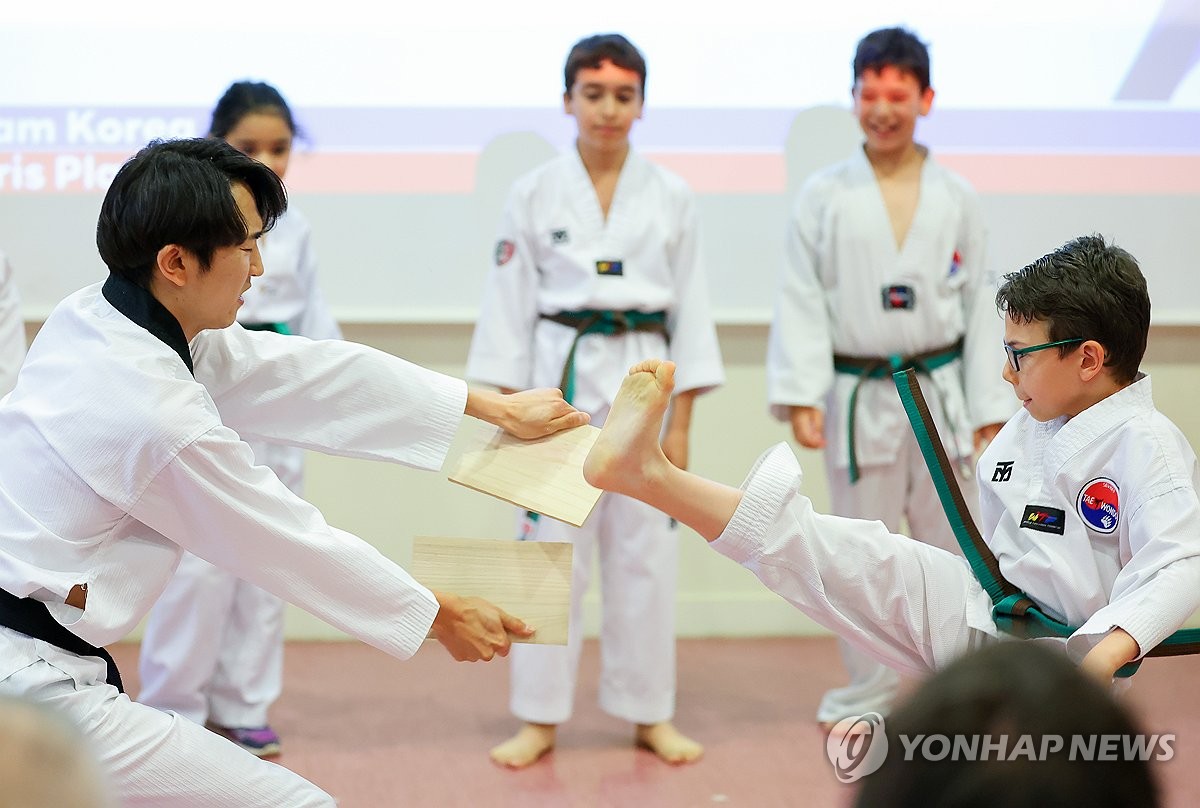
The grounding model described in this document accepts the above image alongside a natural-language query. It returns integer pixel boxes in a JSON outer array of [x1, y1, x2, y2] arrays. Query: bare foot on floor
[[489, 723, 556, 769], [635, 721, 704, 765], [583, 359, 676, 497]]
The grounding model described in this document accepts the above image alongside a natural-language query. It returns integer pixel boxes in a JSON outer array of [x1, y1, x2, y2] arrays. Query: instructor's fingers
[[551, 411, 590, 430], [500, 609, 534, 637]]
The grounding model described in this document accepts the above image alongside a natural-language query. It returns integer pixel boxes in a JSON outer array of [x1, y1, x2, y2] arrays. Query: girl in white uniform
[[139, 82, 341, 757], [587, 236, 1200, 697], [467, 35, 724, 768]]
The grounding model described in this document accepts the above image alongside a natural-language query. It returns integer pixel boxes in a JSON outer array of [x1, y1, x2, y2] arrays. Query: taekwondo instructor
[[0, 138, 589, 807]]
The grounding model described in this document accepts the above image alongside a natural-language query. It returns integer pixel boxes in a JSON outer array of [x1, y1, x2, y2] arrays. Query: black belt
[[0, 587, 124, 692]]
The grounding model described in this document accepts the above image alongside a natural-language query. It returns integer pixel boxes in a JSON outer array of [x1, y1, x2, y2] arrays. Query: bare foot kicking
[[583, 359, 676, 496], [489, 723, 556, 769], [635, 721, 704, 765]]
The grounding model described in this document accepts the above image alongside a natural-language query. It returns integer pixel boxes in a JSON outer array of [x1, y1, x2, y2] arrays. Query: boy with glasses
[[585, 234, 1200, 688]]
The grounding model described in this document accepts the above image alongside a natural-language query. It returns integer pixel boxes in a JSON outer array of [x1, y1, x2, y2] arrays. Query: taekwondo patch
[[1020, 505, 1066, 535], [992, 461, 1014, 482], [494, 239, 516, 266], [596, 259, 624, 276], [949, 250, 962, 278], [551, 228, 570, 245], [1078, 477, 1120, 533], [881, 284, 915, 310]]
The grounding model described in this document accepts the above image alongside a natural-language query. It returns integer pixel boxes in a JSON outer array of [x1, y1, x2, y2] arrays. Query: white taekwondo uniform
[[766, 147, 1014, 721], [0, 275, 464, 807], [139, 208, 342, 729], [711, 375, 1200, 680], [0, 250, 26, 396], [467, 148, 724, 724]]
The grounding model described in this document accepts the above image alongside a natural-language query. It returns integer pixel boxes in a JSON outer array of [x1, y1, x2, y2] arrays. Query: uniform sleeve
[[665, 188, 724, 396], [956, 185, 1014, 430], [130, 429, 439, 660], [465, 188, 540, 391], [0, 252, 26, 396], [191, 326, 466, 471], [1069, 485, 1200, 660], [765, 183, 834, 421], [288, 223, 343, 341]]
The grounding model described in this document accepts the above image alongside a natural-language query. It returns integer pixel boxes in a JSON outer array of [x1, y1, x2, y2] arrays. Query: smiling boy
[[585, 235, 1200, 692], [766, 26, 1013, 727]]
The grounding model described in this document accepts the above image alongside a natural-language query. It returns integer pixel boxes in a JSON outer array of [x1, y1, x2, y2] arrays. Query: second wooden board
[[411, 536, 572, 646]]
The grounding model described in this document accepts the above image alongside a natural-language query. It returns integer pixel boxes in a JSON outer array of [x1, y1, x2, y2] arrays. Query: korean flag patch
[[949, 250, 962, 277], [495, 239, 516, 266]]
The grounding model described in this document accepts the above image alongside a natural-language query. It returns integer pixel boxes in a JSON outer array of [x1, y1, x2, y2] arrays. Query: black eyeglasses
[[1003, 338, 1084, 372]]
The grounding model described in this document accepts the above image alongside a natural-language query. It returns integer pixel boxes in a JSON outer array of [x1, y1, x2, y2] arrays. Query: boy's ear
[[1078, 339, 1108, 382], [563, 90, 573, 114], [154, 244, 191, 289], [919, 86, 935, 116]]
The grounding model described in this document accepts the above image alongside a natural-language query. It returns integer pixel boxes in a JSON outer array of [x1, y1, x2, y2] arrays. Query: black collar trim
[[101, 273, 194, 376]]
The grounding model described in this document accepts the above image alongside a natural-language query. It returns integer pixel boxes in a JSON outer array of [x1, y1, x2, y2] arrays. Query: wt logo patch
[[1021, 505, 1066, 535], [992, 461, 1014, 482], [551, 228, 569, 244], [1078, 478, 1120, 533]]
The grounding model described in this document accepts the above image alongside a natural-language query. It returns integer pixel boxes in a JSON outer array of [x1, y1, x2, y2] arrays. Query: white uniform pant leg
[[729, 445, 997, 681], [205, 443, 299, 727], [508, 505, 598, 724], [206, 579, 285, 727], [596, 493, 678, 724], [1, 640, 332, 808], [138, 552, 238, 725], [821, 449, 906, 722]]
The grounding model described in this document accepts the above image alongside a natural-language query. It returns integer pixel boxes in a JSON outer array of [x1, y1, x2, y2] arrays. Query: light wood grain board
[[411, 536, 572, 645], [447, 422, 602, 527]]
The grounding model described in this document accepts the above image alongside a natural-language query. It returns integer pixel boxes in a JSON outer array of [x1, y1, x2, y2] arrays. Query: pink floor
[[111, 637, 1200, 807]]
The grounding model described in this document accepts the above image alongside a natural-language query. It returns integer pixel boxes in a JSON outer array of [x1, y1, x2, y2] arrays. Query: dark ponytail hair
[[209, 81, 298, 139]]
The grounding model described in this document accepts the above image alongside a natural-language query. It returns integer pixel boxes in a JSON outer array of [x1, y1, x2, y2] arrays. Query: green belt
[[242, 321, 292, 335], [540, 309, 668, 404], [521, 309, 668, 529], [834, 338, 963, 483], [893, 367, 1200, 678]]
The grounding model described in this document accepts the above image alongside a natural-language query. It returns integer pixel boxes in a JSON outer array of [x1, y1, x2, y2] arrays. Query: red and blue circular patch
[[1077, 477, 1120, 533]]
